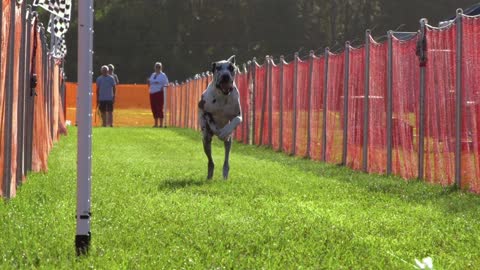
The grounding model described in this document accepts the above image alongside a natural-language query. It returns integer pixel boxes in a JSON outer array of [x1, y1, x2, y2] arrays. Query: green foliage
[[2, 127, 480, 268]]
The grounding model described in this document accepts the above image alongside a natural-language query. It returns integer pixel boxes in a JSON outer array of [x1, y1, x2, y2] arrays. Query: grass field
[[2, 127, 480, 269]]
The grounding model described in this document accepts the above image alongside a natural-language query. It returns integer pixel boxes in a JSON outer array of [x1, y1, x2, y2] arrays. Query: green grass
[[2, 127, 480, 269]]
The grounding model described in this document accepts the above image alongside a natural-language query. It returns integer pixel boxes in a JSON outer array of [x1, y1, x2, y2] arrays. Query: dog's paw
[[223, 164, 229, 180], [207, 161, 214, 180]]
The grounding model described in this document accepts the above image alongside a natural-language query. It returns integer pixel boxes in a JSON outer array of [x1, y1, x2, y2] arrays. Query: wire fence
[[165, 9, 480, 193], [0, 1, 67, 198]]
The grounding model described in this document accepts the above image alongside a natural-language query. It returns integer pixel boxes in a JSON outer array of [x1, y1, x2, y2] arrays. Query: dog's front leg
[[223, 137, 232, 180], [203, 133, 214, 179]]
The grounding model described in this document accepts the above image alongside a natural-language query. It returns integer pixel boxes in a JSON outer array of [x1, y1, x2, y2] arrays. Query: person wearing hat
[[96, 65, 116, 127], [147, 62, 169, 128]]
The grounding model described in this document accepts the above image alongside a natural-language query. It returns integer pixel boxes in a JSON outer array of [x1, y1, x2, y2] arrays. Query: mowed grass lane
[[1, 127, 480, 269]]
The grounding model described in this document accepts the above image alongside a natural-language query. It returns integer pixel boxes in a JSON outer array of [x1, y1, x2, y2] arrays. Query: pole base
[[75, 233, 91, 256]]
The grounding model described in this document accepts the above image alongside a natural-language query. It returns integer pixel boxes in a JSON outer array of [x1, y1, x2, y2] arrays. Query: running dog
[[198, 56, 242, 180]]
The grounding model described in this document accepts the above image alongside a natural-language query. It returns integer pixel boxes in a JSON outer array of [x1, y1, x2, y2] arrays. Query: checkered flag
[[48, 14, 70, 38], [52, 35, 67, 58], [33, 0, 72, 21]]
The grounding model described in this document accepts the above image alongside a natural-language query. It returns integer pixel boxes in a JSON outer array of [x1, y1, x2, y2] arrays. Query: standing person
[[108, 64, 119, 125], [96, 65, 116, 127], [108, 64, 120, 85], [147, 62, 169, 128]]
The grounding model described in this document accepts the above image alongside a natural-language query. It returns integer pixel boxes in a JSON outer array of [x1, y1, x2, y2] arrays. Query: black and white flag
[[33, 0, 72, 21], [52, 35, 67, 58], [48, 14, 70, 38]]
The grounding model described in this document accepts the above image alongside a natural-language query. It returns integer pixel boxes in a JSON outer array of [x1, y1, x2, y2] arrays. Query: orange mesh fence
[[392, 35, 420, 179], [233, 71, 250, 144], [269, 63, 280, 149], [282, 61, 295, 154], [32, 28, 51, 172], [65, 82, 154, 127], [325, 52, 345, 164], [295, 59, 309, 157], [309, 56, 325, 160], [424, 25, 457, 186], [346, 46, 366, 170], [160, 14, 480, 193], [367, 36, 388, 174], [1, 2, 66, 198], [461, 15, 480, 192]]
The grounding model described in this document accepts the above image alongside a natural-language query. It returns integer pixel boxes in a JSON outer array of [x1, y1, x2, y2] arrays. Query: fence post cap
[[420, 18, 428, 25], [456, 8, 463, 15]]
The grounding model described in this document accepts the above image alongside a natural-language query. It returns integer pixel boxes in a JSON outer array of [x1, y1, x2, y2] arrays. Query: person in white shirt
[[147, 62, 169, 128]]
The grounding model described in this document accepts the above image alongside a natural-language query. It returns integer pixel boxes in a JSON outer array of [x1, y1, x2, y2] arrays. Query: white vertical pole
[[76, 0, 94, 256]]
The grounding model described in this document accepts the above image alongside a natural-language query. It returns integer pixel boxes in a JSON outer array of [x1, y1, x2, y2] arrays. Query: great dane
[[198, 56, 242, 180]]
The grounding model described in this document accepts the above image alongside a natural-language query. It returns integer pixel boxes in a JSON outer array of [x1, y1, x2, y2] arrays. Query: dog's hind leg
[[223, 137, 232, 180]]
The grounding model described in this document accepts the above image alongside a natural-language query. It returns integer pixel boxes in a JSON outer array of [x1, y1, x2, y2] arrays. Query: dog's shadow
[[158, 178, 209, 192]]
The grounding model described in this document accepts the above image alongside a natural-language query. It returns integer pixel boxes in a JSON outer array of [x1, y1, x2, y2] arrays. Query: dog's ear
[[227, 55, 236, 64], [211, 62, 216, 73]]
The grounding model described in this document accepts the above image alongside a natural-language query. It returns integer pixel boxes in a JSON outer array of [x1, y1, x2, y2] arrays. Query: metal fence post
[[268, 57, 273, 147], [251, 58, 257, 145], [455, 9, 463, 187], [387, 31, 393, 175], [306, 50, 314, 158], [16, 2, 27, 187], [279, 56, 285, 151], [342, 42, 350, 165], [363, 30, 371, 172], [3, 1, 16, 198], [259, 56, 269, 146], [185, 79, 190, 129], [322, 48, 329, 162], [25, 14, 36, 174], [418, 18, 427, 180], [292, 52, 299, 155]]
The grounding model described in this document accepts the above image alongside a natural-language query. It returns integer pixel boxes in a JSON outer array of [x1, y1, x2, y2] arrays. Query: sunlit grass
[[1, 127, 480, 269]]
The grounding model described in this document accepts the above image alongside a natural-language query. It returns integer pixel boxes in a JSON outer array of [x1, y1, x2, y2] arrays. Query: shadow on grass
[[158, 178, 209, 191], [170, 128, 480, 216]]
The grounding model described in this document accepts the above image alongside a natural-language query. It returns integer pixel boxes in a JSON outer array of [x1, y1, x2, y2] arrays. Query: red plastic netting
[[367, 36, 388, 174], [295, 59, 309, 157], [392, 35, 420, 179], [424, 25, 456, 186], [461, 15, 480, 192], [234, 71, 249, 144], [270, 63, 281, 150], [254, 63, 266, 145], [309, 56, 325, 160], [32, 29, 53, 172], [8, 2, 23, 196], [325, 52, 345, 164], [282, 61, 295, 154], [346, 46, 366, 170]]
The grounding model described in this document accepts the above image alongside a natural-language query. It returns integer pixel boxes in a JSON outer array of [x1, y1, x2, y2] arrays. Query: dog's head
[[212, 55, 236, 95]]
